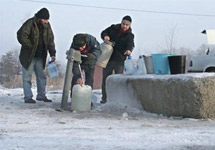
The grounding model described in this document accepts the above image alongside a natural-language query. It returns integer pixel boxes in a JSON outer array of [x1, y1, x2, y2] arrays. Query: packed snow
[[0, 85, 215, 150]]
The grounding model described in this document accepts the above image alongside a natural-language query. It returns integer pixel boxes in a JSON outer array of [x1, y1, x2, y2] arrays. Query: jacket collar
[[32, 16, 49, 28], [114, 24, 132, 34]]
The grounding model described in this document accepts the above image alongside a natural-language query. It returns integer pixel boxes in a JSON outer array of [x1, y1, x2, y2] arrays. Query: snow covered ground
[[0, 86, 215, 150]]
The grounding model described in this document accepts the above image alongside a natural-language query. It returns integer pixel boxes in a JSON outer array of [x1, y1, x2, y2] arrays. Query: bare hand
[[124, 50, 132, 55], [77, 78, 83, 86], [104, 36, 110, 41], [51, 56, 56, 62]]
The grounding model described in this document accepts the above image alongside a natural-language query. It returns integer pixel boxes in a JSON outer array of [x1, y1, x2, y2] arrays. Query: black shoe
[[91, 103, 94, 108], [25, 98, 36, 104], [100, 99, 106, 104], [36, 97, 52, 102]]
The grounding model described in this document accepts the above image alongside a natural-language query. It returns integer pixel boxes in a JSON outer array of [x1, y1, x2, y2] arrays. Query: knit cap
[[35, 8, 50, 19], [121, 15, 132, 25]]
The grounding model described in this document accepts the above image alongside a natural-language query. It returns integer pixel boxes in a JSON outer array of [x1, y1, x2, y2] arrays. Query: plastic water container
[[143, 56, 154, 74], [96, 41, 114, 68], [47, 61, 59, 78], [71, 84, 92, 112], [136, 55, 147, 75], [152, 53, 172, 74], [124, 55, 135, 75]]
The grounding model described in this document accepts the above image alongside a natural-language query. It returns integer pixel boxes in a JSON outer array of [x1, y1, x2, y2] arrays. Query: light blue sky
[[1, 0, 215, 63]]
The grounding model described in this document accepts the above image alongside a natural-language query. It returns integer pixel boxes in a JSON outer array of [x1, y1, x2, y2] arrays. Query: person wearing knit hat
[[17, 8, 56, 104], [100, 15, 135, 104], [121, 15, 132, 26]]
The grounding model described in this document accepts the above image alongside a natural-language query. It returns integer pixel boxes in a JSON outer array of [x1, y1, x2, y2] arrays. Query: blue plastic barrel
[[152, 53, 172, 74]]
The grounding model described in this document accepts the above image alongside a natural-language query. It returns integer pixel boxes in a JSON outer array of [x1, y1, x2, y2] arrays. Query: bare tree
[[13, 50, 22, 75], [195, 44, 208, 55], [165, 24, 178, 54], [0, 50, 21, 80], [0, 51, 15, 79]]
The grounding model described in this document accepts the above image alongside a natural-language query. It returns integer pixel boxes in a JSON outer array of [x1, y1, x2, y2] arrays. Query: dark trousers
[[71, 65, 95, 97], [102, 61, 124, 101]]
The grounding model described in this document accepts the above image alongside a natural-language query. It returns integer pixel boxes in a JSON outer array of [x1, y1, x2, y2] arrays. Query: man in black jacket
[[100, 15, 135, 104], [17, 8, 56, 104], [70, 34, 101, 95]]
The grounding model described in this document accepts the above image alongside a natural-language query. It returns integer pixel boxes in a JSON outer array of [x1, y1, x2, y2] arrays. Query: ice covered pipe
[[61, 49, 81, 110]]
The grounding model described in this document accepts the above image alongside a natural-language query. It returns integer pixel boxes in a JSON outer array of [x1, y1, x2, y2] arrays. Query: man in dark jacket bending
[[70, 34, 101, 95], [100, 15, 135, 104], [17, 8, 56, 103]]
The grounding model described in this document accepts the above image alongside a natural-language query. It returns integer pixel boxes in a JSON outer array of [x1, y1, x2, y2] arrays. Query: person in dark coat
[[17, 8, 56, 103], [100, 15, 135, 104], [70, 33, 101, 95]]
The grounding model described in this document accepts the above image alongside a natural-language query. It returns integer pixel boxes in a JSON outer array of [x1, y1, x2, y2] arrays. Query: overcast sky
[[1, 0, 215, 63]]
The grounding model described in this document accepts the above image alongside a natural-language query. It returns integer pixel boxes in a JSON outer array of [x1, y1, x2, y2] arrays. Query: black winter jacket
[[101, 24, 134, 64]]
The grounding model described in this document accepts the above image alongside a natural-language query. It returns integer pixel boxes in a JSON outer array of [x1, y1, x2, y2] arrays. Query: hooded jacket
[[17, 16, 56, 69]]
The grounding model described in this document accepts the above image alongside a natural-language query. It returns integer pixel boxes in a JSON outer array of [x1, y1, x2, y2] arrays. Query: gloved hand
[[87, 53, 96, 60]]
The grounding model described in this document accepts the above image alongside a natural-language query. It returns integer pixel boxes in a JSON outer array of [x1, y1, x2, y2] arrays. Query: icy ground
[[0, 86, 215, 150]]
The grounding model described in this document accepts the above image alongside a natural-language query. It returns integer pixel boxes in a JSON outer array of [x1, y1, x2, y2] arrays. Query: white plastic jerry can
[[71, 84, 92, 112], [124, 55, 135, 75], [96, 40, 114, 68], [136, 55, 147, 75], [47, 61, 59, 78]]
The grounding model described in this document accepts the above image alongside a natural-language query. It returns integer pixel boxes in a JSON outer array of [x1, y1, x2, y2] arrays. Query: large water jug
[[136, 55, 147, 75], [124, 55, 135, 75], [96, 40, 114, 68], [47, 61, 59, 78], [71, 84, 92, 112]]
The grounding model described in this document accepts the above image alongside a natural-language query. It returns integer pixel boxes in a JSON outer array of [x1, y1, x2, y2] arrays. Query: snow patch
[[0, 86, 215, 149]]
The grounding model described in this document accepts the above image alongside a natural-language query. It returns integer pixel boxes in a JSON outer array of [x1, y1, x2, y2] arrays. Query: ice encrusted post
[[61, 49, 81, 110], [106, 73, 215, 119]]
